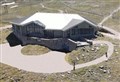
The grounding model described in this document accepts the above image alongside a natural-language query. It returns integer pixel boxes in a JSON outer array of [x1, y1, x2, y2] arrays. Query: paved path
[[0, 43, 72, 73], [0, 41, 114, 73], [100, 26, 120, 40], [40, 3, 64, 13], [0, 25, 12, 30], [99, 6, 120, 25], [101, 32, 120, 40], [76, 41, 114, 69], [98, 6, 120, 40], [0, 7, 117, 73]]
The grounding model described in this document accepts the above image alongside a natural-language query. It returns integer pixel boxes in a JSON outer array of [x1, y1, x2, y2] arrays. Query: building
[[11, 12, 98, 51]]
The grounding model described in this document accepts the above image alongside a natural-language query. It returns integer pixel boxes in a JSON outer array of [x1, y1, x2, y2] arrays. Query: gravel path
[[0, 41, 114, 73]]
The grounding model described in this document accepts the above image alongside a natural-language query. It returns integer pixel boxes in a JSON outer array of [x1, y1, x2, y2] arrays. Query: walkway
[[0, 43, 72, 73], [1, 6, 118, 73], [98, 6, 120, 40], [76, 41, 114, 69], [0, 25, 12, 30], [0, 41, 114, 73], [40, 3, 64, 13], [99, 6, 120, 25]]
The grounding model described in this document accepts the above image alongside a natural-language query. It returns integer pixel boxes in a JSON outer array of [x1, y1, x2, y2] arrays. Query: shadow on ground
[[6, 33, 22, 47]]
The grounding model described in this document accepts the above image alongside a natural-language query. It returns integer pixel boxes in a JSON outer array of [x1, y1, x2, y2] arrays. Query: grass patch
[[65, 44, 108, 65], [0, 28, 12, 44], [0, 22, 10, 27], [21, 45, 50, 55], [96, 36, 120, 45], [103, 10, 120, 32]]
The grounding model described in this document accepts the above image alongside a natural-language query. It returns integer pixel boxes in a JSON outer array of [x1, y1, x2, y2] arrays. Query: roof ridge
[[63, 19, 84, 31]]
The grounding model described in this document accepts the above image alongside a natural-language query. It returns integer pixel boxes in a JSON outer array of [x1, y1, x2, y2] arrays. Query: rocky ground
[[65, 44, 108, 65]]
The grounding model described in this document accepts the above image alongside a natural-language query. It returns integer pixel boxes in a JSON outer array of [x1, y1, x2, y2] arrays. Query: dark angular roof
[[33, 20, 45, 27], [11, 16, 45, 27], [11, 15, 31, 24], [63, 19, 83, 31]]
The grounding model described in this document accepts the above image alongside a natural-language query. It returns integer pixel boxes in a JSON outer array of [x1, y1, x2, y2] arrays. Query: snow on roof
[[63, 19, 83, 31], [13, 12, 96, 30]]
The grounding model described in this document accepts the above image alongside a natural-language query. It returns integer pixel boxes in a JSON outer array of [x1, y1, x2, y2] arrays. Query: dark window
[[89, 25, 92, 28], [71, 29, 75, 35]]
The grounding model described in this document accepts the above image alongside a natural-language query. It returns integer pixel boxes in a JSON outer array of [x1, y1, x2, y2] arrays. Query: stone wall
[[22, 37, 77, 51]]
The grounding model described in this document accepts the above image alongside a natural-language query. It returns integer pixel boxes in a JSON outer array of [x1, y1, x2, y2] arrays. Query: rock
[[96, 47, 100, 50], [88, 70, 91, 72], [115, 49, 118, 52], [61, 74, 65, 77], [99, 65, 104, 69], [67, 71, 71, 74], [91, 48, 95, 51], [100, 44, 104, 46], [82, 48, 85, 51], [86, 50, 89, 52], [93, 72, 97, 75], [18, 68, 21, 71], [95, 50, 98, 53], [82, 54, 85, 57], [107, 70, 110, 74], [103, 70, 107, 73], [108, 75, 111, 78], [115, 52, 119, 54], [76, 57, 79, 60], [99, 68, 103, 71], [115, 61, 118, 63]]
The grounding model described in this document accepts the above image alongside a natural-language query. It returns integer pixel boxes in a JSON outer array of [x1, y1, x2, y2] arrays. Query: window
[[89, 25, 92, 28], [29, 27, 33, 33], [71, 29, 75, 35], [17, 26, 20, 30]]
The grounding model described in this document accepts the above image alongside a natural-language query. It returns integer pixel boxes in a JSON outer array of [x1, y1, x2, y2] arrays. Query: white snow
[[21, 12, 86, 30]]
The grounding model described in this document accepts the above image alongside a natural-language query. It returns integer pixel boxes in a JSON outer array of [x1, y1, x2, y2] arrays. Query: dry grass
[[21, 45, 50, 55], [103, 10, 120, 32], [0, 28, 12, 44], [65, 44, 108, 65], [0, 0, 120, 25]]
